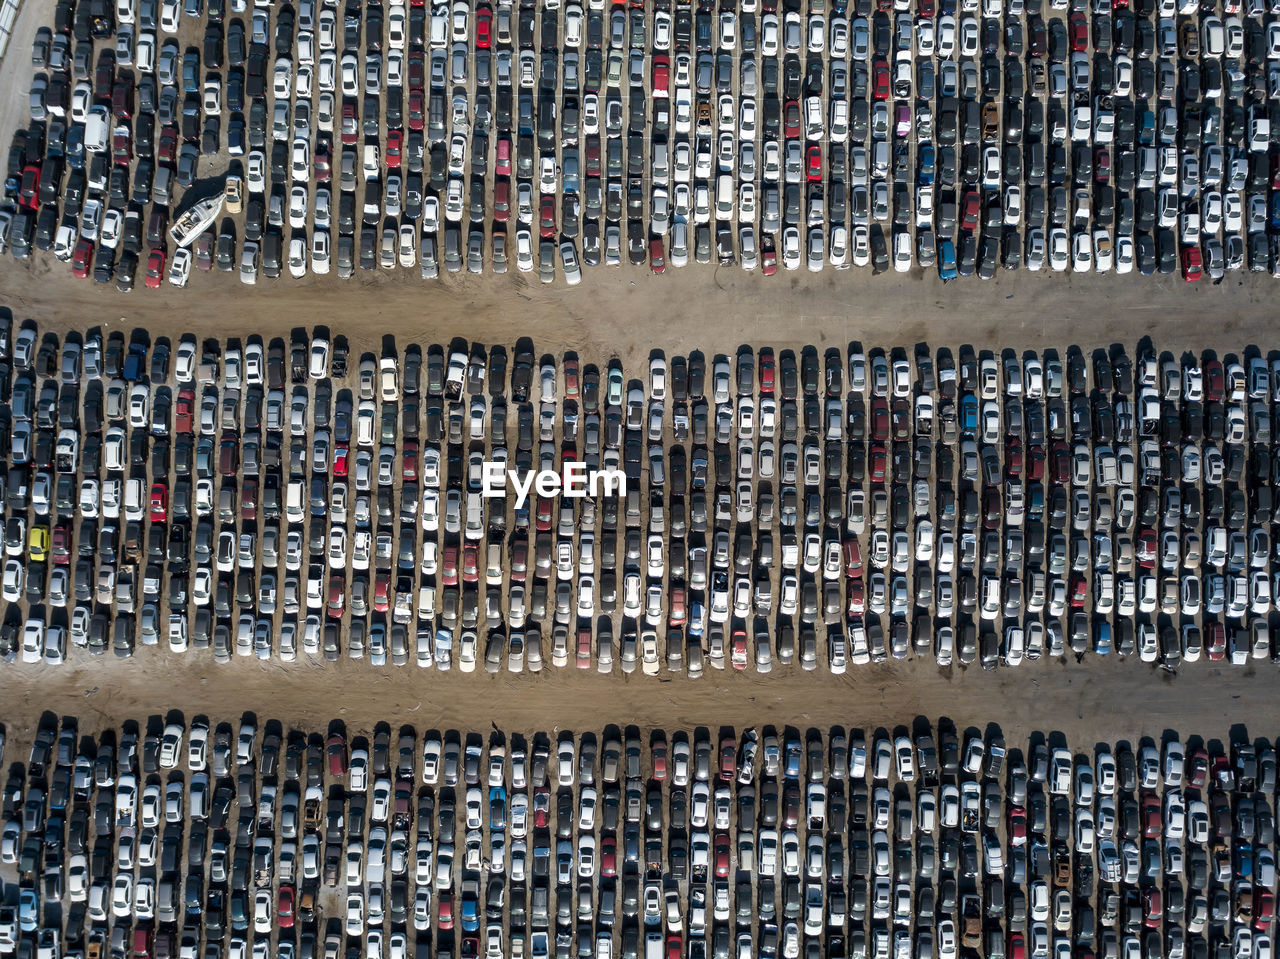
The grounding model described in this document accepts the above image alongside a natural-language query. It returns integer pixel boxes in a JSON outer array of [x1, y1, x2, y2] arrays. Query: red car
[[18, 165, 39, 210], [1094, 147, 1111, 184], [407, 89, 425, 130], [494, 178, 510, 222], [158, 124, 178, 163], [1205, 621, 1227, 661], [386, 129, 403, 168], [1069, 12, 1089, 51], [1141, 792, 1162, 837], [1205, 359, 1224, 401], [576, 626, 592, 668], [1142, 888, 1162, 928], [1255, 890, 1275, 930], [51, 524, 71, 566], [462, 542, 479, 583], [784, 99, 801, 137], [759, 347, 775, 394], [1068, 574, 1087, 609], [872, 58, 891, 99], [564, 354, 579, 396], [402, 440, 418, 481], [71, 239, 93, 278], [650, 236, 666, 274], [149, 483, 167, 522], [668, 584, 686, 626], [175, 390, 194, 432], [600, 835, 617, 876], [1051, 442, 1071, 483], [341, 101, 359, 145], [1008, 934, 1026, 959], [374, 572, 391, 612], [496, 136, 512, 176], [730, 629, 747, 670], [846, 580, 865, 616], [1007, 805, 1027, 845], [532, 787, 550, 828], [869, 444, 886, 482], [145, 248, 165, 289], [1027, 445, 1045, 481], [806, 144, 822, 181], [651, 733, 668, 780], [475, 4, 493, 47], [713, 833, 731, 877], [438, 892, 454, 930], [1181, 245, 1203, 282], [960, 190, 981, 232], [326, 733, 347, 775], [719, 736, 736, 781], [1136, 529, 1157, 568], [761, 235, 777, 275], [870, 397, 889, 441], [315, 139, 332, 181], [1004, 440, 1022, 475], [333, 444, 349, 477], [539, 193, 556, 238], [327, 576, 346, 619], [651, 54, 669, 94], [844, 538, 863, 577], [278, 886, 295, 928], [1188, 749, 1209, 789]]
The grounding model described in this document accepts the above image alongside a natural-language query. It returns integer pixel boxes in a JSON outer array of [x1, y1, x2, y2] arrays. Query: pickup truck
[[1053, 843, 1071, 885], [304, 786, 322, 832]]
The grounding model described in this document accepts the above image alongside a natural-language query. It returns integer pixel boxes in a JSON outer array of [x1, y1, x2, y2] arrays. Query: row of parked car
[[2, 716, 1279, 959], [2, 321, 1280, 670], [10, 0, 1280, 281]]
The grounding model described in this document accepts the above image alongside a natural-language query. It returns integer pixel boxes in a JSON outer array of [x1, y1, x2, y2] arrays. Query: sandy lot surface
[[1, 645, 1277, 755], [3, 258, 1280, 372]]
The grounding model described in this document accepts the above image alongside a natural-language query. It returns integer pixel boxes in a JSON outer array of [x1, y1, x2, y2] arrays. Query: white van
[[124, 477, 145, 521], [85, 106, 110, 152], [715, 173, 734, 217], [286, 479, 305, 520]]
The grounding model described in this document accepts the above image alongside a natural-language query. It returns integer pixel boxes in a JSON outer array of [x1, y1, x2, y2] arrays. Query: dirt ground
[[5, 255, 1280, 372], [1, 641, 1277, 756]]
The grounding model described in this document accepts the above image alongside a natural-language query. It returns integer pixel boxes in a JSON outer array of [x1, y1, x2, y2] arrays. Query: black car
[[115, 250, 138, 291]]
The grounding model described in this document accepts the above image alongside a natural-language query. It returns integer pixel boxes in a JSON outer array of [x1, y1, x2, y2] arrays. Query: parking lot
[[4, 715, 1280, 959], [7, 0, 1280, 283], [5, 318, 1280, 672]]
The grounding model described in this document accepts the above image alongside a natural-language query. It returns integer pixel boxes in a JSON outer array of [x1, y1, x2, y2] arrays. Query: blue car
[[18, 889, 38, 932], [1094, 622, 1112, 655], [959, 394, 978, 434], [489, 786, 508, 832], [937, 239, 957, 280], [461, 892, 479, 932], [918, 143, 936, 185]]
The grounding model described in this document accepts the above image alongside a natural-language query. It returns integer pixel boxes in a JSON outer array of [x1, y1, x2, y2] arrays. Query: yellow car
[[28, 525, 49, 563]]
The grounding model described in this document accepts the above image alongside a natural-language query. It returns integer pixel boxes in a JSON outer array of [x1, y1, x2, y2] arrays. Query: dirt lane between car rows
[[1, 646, 1278, 752], [3, 258, 1280, 373]]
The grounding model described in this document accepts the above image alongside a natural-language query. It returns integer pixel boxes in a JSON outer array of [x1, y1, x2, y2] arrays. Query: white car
[[167, 248, 191, 287]]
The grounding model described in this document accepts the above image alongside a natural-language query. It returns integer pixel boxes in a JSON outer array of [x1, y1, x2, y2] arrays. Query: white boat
[[168, 195, 225, 249]]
